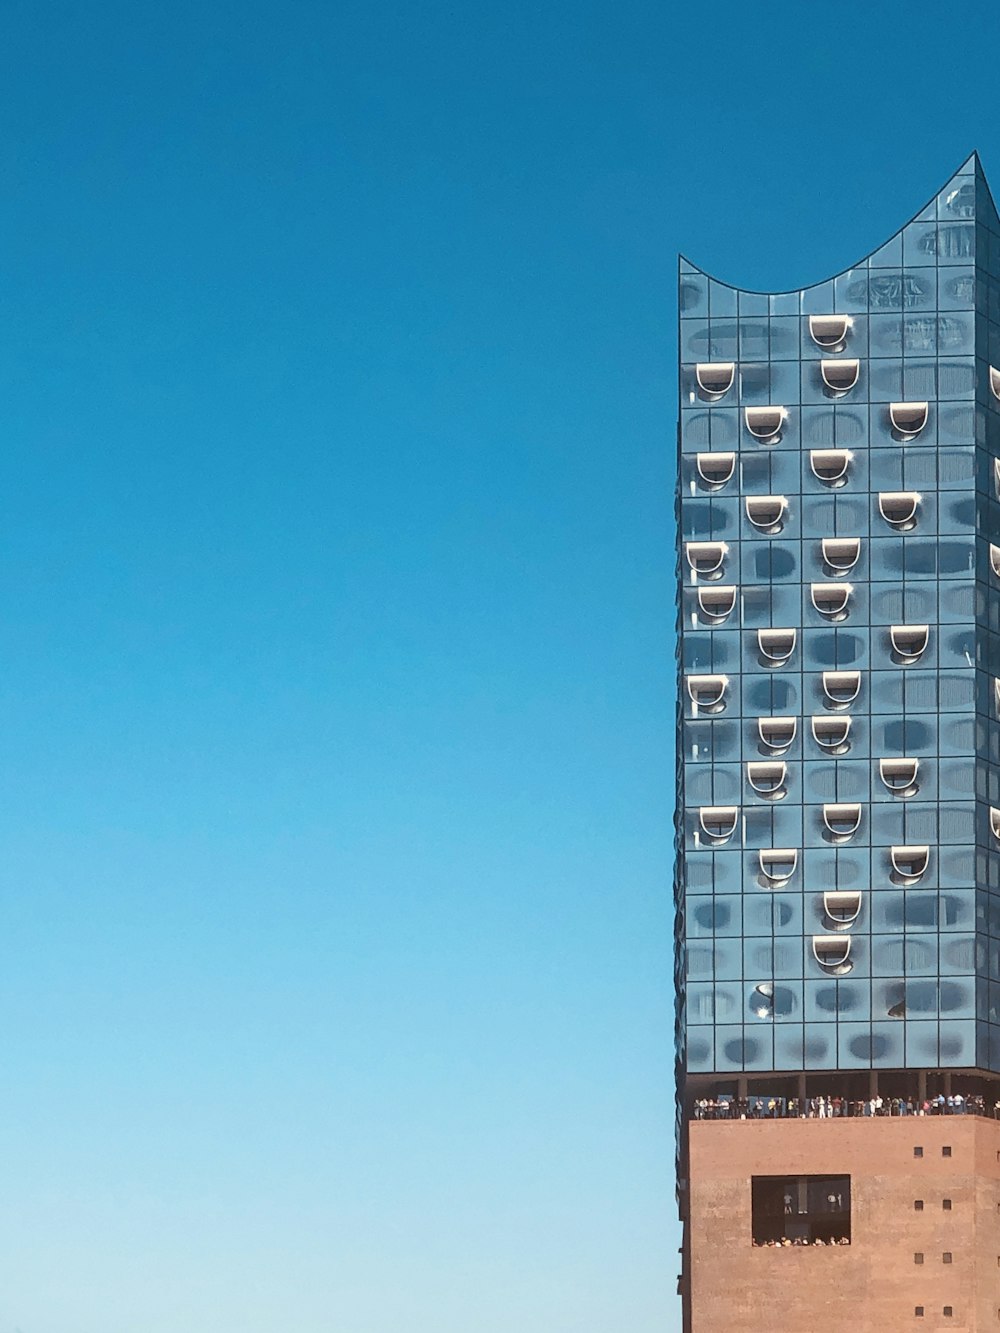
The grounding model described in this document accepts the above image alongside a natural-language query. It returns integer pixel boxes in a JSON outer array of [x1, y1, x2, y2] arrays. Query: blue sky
[[0, 2, 995, 1330]]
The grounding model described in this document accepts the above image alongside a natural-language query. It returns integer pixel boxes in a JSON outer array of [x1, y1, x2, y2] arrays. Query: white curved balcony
[[879, 757, 920, 797], [695, 362, 735, 400], [822, 803, 862, 841], [699, 806, 739, 842], [811, 715, 852, 752], [820, 358, 860, 396], [685, 541, 727, 578], [823, 891, 862, 928], [808, 314, 851, 351], [758, 848, 797, 884], [695, 452, 736, 488], [686, 674, 729, 712], [745, 495, 787, 531], [812, 934, 854, 973], [889, 624, 929, 663], [747, 761, 787, 799], [878, 491, 920, 530], [890, 845, 929, 882], [992, 808, 1000, 842], [809, 449, 851, 486], [821, 537, 860, 573], [991, 365, 1000, 401], [758, 717, 796, 753], [696, 585, 737, 623], [811, 582, 852, 620], [744, 406, 786, 441], [889, 401, 928, 438], [990, 544, 1000, 579], [757, 628, 796, 663], [822, 670, 861, 709]]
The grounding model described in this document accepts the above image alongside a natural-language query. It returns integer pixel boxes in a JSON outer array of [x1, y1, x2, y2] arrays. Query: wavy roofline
[[679, 151, 992, 297]]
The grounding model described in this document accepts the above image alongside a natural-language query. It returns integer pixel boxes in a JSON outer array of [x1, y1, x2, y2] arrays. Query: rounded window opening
[[758, 628, 796, 665], [695, 451, 736, 489], [990, 544, 1000, 580], [809, 448, 851, 486], [685, 541, 728, 579], [990, 807, 1000, 842], [812, 934, 854, 974], [698, 806, 739, 844], [686, 674, 729, 713], [758, 848, 797, 885], [695, 362, 735, 400], [808, 314, 851, 351], [745, 495, 787, 532], [821, 537, 860, 574], [879, 757, 920, 798], [890, 845, 930, 883], [889, 401, 929, 439], [758, 717, 796, 753], [820, 359, 860, 396], [990, 365, 1000, 401], [822, 803, 862, 842], [747, 761, 788, 800], [744, 406, 786, 442], [889, 624, 929, 664], [822, 670, 861, 710], [823, 891, 862, 929], [878, 491, 920, 530], [811, 715, 852, 754], [811, 582, 852, 621], [697, 585, 737, 623]]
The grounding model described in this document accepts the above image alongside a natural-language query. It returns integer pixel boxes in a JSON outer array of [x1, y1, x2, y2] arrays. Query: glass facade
[[675, 154, 1000, 1077]]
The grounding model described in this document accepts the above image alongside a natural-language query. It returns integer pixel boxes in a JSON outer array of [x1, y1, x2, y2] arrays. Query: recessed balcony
[[745, 495, 787, 532], [889, 624, 929, 663], [757, 628, 796, 663], [820, 359, 860, 396], [757, 717, 797, 753], [811, 582, 852, 621], [879, 757, 920, 797], [695, 362, 736, 400], [696, 585, 737, 622], [699, 806, 739, 843], [823, 891, 862, 928], [747, 761, 788, 799], [686, 674, 729, 712], [890, 845, 929, 882], [758, 848, 797, 884], [812, 934, 854, 973], [822, 670, 861, 709], [695, 452, 736, 488], [808, 314, 851, 351], [821, 537, 860, 574], [889, 401, 928, 438], [809, 449, 851, 486], [744, 406, 786, 442], [991, 365, 1000, 401], [811, 715, 852, 753], [878, 491, 920, 530], [821, 803, 862, 841], [685, 541, 727, 578]]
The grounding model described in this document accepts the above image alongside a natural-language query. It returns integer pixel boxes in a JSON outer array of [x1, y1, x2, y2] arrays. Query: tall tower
[[675, 154, 1000, 1328]]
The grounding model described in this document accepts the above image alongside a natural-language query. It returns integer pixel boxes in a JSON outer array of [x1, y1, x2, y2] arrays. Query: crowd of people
[[693, 1092, 999, 1120], [752, 1237, 850, 1248]]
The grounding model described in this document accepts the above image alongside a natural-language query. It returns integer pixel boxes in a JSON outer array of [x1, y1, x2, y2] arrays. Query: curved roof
[[679, 151, 994, 296]]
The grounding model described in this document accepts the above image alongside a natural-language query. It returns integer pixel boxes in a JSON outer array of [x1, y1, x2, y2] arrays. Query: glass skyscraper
[[675, 153, 1000, 1329], [675, 151, 1000, 1080]]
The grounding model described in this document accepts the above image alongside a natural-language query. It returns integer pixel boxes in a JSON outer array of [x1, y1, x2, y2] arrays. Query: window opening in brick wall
[[943, 1199, 952, 1210], [943, 1252, 953, 1263], [943, 1146, 952, 1158], [944, 1309, 953, 1318], [915, 1253, 924, 1264], [914, 1199, 924, 1211], [914, 1146, 923, 1157], [751, 1175, 851, 1247], [915, 1310, 924, 1319]]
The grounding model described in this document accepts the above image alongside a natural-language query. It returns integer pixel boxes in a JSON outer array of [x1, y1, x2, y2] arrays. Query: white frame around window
[[879, 757, 920, 796], [812, 934, 853, 971], [685, 541, 727, 577], [746, 761, 787, 798], [695, 452, 736, 488], [822, 670, 861, 708], [808, 314, 851, 351], [698, 806, 739, 842], [890, 845, 929, 882], [821, 537, 860, 573], [695, 362, 735, 400], [823, 891, 862, 928], [745, 495, 787, 531], [991, 365, 1000, 401], [809, 449, 851, 486], [820, 359, 860, 395], [878, 491, 920, 530], [758, 717, 796, 752], [696, 585, 737, 622], [758, 848, 797, 884], [744, 406, 786, 441], [889, 624, 929, 662], [822, 803, 862, 840], [757, 628, 796, 663], [810, 582, 852, 620], [889, 401, 928, 437], [811, 715, 851, 752], [686, 674, 729, 712]]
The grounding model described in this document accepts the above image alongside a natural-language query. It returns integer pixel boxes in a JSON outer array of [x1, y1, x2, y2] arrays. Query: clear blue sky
[[0, 2, 994, 1330]]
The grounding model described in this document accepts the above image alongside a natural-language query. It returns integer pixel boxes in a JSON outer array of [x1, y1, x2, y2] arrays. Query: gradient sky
[[0, 3, 996, 1331]]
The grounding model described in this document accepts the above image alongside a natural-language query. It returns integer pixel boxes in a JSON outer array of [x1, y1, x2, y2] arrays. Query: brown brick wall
[[688, 1117, 1000, 1331]]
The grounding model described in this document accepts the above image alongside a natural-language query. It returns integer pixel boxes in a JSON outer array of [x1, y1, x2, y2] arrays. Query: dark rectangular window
[[943, 1252, 953, 1263], [915, 1146, 924, 1158], [915, 1199, 924, 1210], [943, 1146, 952, 1158], [944, 1309, 953, 1318], [915, 1253, 924, 1264], [751, 1175, 851, 1246], [943, 1199, 952, 1210], [915, 1310, 924, 1319]]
